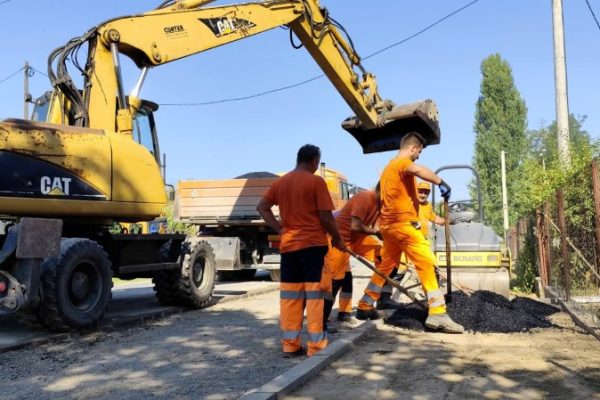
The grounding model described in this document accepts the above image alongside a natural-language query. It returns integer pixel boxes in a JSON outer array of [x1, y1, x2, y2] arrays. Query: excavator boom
[[48, 0, 440, 152]]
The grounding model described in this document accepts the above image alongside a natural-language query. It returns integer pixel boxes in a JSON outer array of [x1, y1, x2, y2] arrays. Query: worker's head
[[296, 144, 321, 173], [417, 181, 431, 204], [399, 133, 425, 161]]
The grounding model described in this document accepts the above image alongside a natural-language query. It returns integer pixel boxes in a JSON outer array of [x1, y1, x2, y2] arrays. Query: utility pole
[[501, 150, 509, 243], [23, 61, 33, 119], [552, 0, 571, 166]]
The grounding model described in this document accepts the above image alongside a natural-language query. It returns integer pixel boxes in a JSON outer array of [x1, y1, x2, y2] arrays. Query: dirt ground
[[285, 312, 600, 400], [2, 264, 599, 400]]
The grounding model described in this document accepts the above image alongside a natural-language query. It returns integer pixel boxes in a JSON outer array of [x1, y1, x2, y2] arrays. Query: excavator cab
[[342, 99, 441, 153]]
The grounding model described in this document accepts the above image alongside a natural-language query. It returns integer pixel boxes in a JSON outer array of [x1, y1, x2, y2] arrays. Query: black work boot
[[355, 308, 386, 320], [376, 292, 404, 310]]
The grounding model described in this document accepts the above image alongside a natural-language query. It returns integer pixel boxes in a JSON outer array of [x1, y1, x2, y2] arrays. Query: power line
[[31, 66, 48, 78], [585, 0, 600, 31], [159, 0, 481, 107], [0, 67, 23, 86]]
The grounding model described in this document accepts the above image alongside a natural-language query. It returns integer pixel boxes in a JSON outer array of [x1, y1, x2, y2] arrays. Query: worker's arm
[[350, 216, 379, 236], [319, 210, 346, 251], [257, 197, 282, 234], [406, 163, 442, 184], [407, 163, 451, 199]]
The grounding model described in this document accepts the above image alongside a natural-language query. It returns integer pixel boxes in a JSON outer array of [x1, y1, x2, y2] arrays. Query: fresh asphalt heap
[[385, 290, 560, 333]]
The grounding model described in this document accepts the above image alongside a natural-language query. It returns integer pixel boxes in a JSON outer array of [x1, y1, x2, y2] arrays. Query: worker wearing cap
[[417, 181, 446, 239], [321, 184, 382, 330], [356, 133, 464, 333], [258, 144, 345, 357]]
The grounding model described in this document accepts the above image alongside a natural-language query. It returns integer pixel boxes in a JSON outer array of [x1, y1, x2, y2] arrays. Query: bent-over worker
[[322, 184, 382, 329], [257, 144, 345, 357]]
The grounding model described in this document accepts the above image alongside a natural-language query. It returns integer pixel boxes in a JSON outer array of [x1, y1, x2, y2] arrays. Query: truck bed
[[176, 178, 279, 225]]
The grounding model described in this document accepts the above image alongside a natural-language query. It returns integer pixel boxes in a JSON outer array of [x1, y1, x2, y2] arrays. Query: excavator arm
[[48, 0, 440, 153]]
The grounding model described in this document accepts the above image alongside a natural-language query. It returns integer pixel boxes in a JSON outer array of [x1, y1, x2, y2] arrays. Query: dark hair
[[297, 144, 321, 164], [400, 133, 426, 149]]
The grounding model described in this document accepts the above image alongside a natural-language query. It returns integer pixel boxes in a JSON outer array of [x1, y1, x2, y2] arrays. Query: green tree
[[473, 54, 528, 233]]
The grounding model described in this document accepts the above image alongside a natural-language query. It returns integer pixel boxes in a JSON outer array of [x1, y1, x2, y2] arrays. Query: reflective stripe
[[360, 294, 375, 306], [381, 284, 393, 294], [323, 292, 334, 301], [282, 330, 301, 340], [339, 291, 352, 299], [305, 290, 324, 300], [308, 331, 326, 343], [280, 290, 304, 300], [366, 282, 382, 293], [427, 289, 445, 308]]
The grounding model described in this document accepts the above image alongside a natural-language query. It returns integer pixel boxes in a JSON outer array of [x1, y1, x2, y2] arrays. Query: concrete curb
[[240, 320, 378, 400], [546, 286, 600, 342], [0, 285, 279, 354]]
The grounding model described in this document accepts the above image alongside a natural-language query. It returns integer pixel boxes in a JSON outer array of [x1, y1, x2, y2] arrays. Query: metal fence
[[508, 160, 600, 328]]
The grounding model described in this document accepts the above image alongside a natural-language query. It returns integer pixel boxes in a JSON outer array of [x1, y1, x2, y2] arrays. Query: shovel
[[347, 249, 428, 311]]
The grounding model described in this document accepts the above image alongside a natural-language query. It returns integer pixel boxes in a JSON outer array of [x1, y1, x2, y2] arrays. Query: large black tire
[[153, 240, 216, 308], [152, 242, 180, 306], [39, 238, 113, 331], [178, 240, 216, 307], [269, 269, 281, 282]]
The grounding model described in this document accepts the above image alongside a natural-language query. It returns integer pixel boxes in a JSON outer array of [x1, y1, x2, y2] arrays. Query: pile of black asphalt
[[385, 290, 561, 333]]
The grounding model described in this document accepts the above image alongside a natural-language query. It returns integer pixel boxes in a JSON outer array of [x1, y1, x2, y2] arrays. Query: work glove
[[439, 180, 451, 200]]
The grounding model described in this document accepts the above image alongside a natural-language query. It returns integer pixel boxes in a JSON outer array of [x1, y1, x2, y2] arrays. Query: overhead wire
[[585, 0, 600, 31], [0, 67, 23, 86], [159, 0, 481, 107]]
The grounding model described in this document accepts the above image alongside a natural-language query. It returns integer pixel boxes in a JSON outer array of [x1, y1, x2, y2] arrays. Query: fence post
[[544, 201, 552, 277], [536, 208, 549, 287], [556, 189, 571, 300], [591, 160, 600, 275]]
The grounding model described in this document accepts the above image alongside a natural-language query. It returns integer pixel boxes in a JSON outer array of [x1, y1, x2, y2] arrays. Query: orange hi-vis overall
[[358, 157, 446, 315], [322, 191, 381, 315], [263, 170, 334, 356], [418, 200, 437, 239]]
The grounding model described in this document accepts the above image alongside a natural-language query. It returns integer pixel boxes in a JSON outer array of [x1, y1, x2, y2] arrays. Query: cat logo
[[198, 17, 256, 38], [41, 176, 72, 196]]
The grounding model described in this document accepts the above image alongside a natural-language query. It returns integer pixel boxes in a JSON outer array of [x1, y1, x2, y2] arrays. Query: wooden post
[[536, 208, 549, 287], [557, 189, 571, 300], [591, 161, 600, 275], [544, 201, 552, 281]]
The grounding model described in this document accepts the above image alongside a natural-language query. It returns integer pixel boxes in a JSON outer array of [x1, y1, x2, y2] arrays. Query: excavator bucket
[[342, 99, 440, 154]]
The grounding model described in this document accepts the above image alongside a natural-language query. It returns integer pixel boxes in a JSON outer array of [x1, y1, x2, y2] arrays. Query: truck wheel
[[39, 238, 113, 331], [175, 240, 216, 308], [269, 270, 281, 282]]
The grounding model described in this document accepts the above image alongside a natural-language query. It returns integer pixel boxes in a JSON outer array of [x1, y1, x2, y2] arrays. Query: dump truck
[[0, 0, 441, 330], [175, 164, 352, 282]]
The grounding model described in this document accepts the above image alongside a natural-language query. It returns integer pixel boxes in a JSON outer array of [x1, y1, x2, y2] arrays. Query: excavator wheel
[[177, 240, 216, 308], [154, 239, 216, 308], [39, 238, 113, 331], [153, 241, 181, 306]]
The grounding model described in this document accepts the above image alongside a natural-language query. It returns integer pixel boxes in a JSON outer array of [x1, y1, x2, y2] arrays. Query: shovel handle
[[443, 198, 452, 301], [347, 249, 428, 311]]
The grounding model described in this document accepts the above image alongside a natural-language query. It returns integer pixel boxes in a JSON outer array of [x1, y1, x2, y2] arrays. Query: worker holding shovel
[[356, 133, 464, 333]]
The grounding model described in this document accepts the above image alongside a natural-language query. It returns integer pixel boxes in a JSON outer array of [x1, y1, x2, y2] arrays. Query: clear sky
[[1, 0, 598, 200]]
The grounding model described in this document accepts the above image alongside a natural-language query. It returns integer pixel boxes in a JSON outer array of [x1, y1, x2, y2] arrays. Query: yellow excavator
[[0, 0, 440, 330]]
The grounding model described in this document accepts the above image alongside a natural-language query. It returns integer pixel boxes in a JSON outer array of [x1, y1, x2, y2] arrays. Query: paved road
[[0, 270, 277, 352]]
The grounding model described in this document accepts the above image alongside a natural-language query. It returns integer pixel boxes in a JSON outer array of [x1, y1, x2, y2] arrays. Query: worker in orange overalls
[[416, 181, 446, 239], [321, 184, 382, 330], [258, 144, 345, 357], [356, 133, 464, 333]]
